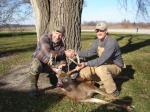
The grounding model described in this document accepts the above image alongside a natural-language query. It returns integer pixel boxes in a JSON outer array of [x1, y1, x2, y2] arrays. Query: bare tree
[[136, 0, 150, 18], [0, 0, 32, 26], [118, 0, 150, 18], [30, 0, 83, 50]]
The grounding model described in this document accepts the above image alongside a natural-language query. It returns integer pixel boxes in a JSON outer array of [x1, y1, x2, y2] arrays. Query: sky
[[22, 0, 149, 25], [81, 0, 149, 23]]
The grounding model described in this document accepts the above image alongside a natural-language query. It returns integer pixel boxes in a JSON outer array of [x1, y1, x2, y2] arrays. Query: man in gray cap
[[29, 26, 66, 96], [67, 22, 124, 97]]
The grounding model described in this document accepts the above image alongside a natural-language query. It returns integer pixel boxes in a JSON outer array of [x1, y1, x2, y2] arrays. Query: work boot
[[48, 73, 58, 88], [104, 89, 120, 101], [108, 89, 120, 100], [29, 75, 39, 97], [111, 89, 120, 97]]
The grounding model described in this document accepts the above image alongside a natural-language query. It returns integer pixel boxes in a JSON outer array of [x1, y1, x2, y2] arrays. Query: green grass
[[0, 32, 150, 112], [0, 32, 37, 75]]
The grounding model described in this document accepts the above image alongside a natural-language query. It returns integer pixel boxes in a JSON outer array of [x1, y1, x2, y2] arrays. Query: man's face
[[51, 31, 63, 43], [95, 29, 107, 40]]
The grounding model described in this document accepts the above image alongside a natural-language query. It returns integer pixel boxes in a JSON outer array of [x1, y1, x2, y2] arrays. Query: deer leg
[[80, 98, 109, 104], [80, 98, 134, 111], [93, 89, 110, 97]]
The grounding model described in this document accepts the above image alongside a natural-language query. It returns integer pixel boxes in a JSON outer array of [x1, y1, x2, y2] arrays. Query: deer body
[[60, 77, 108, 102]]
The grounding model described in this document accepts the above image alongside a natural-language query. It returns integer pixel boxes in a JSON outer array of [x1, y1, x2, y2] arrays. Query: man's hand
[[75, 62, 87, 71], [57, 63, 66, 69], [65, 49, 76, 58], [51, 67, 61, 73]]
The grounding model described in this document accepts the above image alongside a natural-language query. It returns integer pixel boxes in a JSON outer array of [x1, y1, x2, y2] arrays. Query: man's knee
[[95, 65, 117, 93], [95, 65, 109, 79], [80, 67, 94, 80], [95, 65, 108, 73], [29, 58, 42, 76]]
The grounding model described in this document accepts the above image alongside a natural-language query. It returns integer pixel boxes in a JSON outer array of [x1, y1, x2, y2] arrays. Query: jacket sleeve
[[55, 46, 66, 61], [87, 40, 116, 66], [78, 40, 98, 58], [39, 36, 51, 56]]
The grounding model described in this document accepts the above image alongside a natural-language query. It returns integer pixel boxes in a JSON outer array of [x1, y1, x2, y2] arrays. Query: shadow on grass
[[0, 45, 36, 58], [111, 33, 148, 41], [116, 34, 134, 41], [90, 96, 133, 112], [0, 88, 64, 112], [0, 32, 36, 38], [112, 34, 150, 54], [121, 38, 150, 54], [81, 36, 96, 41], [115, 65, 135, 91]]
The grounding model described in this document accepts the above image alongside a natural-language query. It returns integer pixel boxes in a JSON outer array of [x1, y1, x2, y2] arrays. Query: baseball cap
[[95, 22, 107, 31], [55, 26, 65, 34]]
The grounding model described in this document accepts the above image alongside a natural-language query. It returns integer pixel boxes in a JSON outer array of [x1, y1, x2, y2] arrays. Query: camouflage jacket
[[33, 34, 65, 66]]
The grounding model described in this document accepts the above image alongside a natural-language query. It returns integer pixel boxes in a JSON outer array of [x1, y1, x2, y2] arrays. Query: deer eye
[[62, 77, 69, 83]]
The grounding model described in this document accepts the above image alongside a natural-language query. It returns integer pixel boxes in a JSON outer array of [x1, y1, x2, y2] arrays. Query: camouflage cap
[[55, 26, 65, 34], [95, 22, 107, 31]]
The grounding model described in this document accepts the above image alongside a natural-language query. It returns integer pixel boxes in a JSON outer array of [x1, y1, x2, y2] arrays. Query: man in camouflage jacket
[[29, 26, 66, 96]]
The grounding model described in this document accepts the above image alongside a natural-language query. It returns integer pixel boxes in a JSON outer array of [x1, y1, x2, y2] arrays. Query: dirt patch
[[0, 64, 52, 92]]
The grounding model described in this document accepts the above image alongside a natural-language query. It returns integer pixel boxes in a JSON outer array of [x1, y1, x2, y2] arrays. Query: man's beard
[[52, 39, 61, 43]]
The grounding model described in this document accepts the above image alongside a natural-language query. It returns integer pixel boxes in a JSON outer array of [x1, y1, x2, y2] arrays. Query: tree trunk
[[30, 0, 83, 50]]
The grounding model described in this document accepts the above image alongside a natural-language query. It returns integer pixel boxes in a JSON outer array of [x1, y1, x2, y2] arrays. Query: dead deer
[[53, 54, 134, 110], [56, 74, 134, 111], [60, 76, 107, 102]]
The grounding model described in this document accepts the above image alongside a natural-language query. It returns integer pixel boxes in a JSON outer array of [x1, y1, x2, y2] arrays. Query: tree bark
[[30, 0, 83, 50]]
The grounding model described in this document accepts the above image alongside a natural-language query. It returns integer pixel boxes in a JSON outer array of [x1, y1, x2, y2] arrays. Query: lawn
[[0, 32, 36, 75], [0, 32, 150, 112]]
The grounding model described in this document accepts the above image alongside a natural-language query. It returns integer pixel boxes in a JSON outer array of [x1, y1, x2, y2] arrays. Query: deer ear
[[59, 72, 66, 77]]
